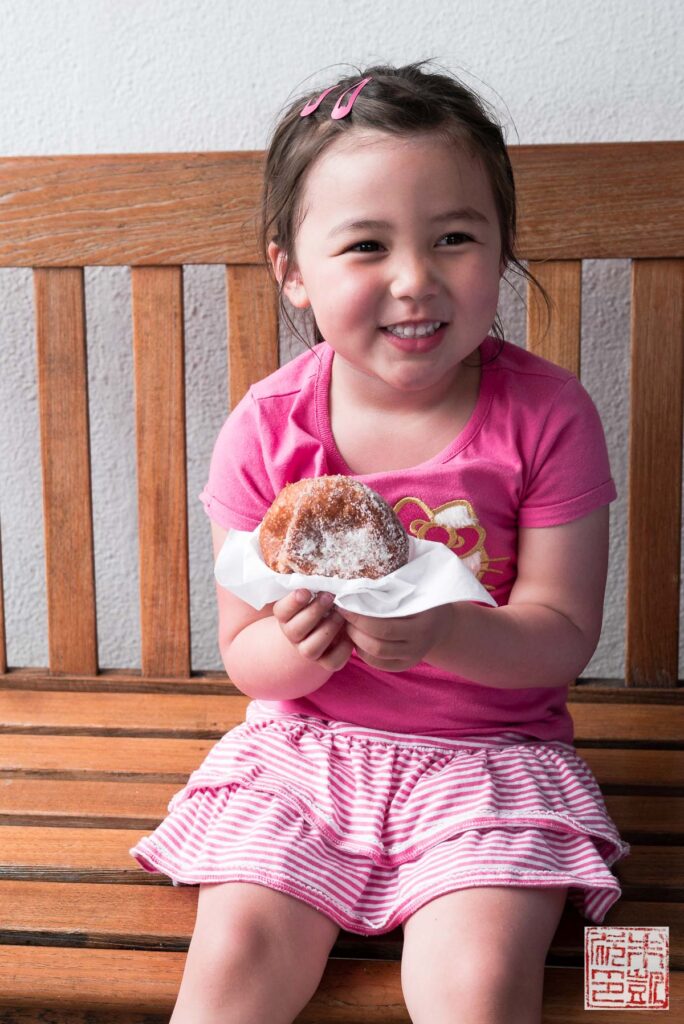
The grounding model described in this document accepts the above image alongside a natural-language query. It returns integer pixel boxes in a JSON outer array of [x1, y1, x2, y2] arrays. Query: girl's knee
[[403, 955, 544, 1024], [184, 881, 338, 997], [173, 885, 337, 1023], [182, 908, 269, 997], [194, 880, 338, 957], [464, 949, 545, 1002], [402, 937, 547, 1023], [191, 885, 287, 971]]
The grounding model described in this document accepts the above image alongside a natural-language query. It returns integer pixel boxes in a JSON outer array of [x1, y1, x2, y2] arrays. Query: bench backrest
[[0, 143, 682, 689]]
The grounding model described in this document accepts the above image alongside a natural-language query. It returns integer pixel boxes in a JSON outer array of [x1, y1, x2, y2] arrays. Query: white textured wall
[[0, 0, 682, 677]]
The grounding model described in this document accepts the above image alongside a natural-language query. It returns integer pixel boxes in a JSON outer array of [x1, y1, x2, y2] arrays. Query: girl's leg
[[400, 885, 568, 1024], [170, 880, 340, 1024]]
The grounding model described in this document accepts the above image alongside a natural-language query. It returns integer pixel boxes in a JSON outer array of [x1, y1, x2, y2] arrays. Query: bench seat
[[1, 685, 682, 1019]]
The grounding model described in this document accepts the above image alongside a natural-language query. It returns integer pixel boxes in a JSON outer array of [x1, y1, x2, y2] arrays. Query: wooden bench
[[0, 141, 682, 1022]]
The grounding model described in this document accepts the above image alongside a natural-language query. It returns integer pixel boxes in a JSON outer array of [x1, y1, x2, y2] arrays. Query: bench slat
[[0, 700, 679, 786], [572, 702, 684, 743], [0, 826, 157, 879], [1, 829, 680, 900], [3, 945, 679, 1022], [1, 734, 682, 790], [227, 264, 279, 407], [0, 735, 215, 776], [34, 268, 97, 676], [2, 693, 682, 743], [4, 669, 681, 696], [0, 951, 681, 1022], [602, 795, 684, 840], [0, 944, 185, 1014], [0, 881, 680, 964], [0, 152, 267, 266], [526, 259, 581, 375], [0, 1012, 168, 1024], [0, 690, 243, 733], [616, 844, 684, 895], [579, 748, 684, 789], [131, 267, 191, 677], [0, 145, 682, 266], [627, 259, 684, 687], [0, 780, 177, 824], [514, 141, 684, 259], [0, 777, 680, 838]]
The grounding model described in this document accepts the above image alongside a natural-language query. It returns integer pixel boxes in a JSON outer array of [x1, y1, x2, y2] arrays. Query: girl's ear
[[267, 241, 311, 310]]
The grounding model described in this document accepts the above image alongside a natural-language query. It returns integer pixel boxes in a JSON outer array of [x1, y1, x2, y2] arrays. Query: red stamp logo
[[585, 927, 669, 1010]]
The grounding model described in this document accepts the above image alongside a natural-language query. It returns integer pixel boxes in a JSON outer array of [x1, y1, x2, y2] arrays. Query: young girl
[[130, 60, 630, 1024]]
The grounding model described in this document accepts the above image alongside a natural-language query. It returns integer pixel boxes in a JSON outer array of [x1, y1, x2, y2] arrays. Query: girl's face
[[269, 129, 503, 403]]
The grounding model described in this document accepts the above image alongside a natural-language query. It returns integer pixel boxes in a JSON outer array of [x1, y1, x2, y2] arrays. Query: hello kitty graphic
[[393, 496, 508, 593]]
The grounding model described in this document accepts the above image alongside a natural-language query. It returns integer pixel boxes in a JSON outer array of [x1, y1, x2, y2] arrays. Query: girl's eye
[[438, 232, 473, 246], [347, 233, 474, 254], [348, 240, 382, 253]]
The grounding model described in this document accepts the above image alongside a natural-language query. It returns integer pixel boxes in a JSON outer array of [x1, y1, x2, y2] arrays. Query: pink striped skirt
[[129, 702, 631, 934]]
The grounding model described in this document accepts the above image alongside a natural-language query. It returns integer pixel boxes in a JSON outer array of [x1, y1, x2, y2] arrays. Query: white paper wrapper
[[214, 526, 498, 617]]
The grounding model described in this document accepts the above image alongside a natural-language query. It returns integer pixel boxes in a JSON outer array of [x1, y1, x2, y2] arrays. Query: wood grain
[[514, 141, 684, 259], [0, 689, 244, 734], [0, 151, 267, 266], [1, 670, 681, 698], [2, 692, 681, 746], [0, 882, 681, 962], [131, 267, 191, 676], [526, 260, 581, 375], [0, 948, 681, 1019], [227, 263, 279, 407], [1, 692, 684, 770], [626, 259, 684, 686], [34, 268, 98, 675], [571, 701, 684, 744], [0, 778, 178, 825], [1, 830, 681, 900], [0, 144, 681, 266], [0, 777, 680, 839]]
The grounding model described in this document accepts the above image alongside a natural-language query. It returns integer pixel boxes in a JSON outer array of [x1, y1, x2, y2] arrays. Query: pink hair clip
[[331, 76, 372, 119], [299, 84, 342, 117], [299, 76, 372, 119]]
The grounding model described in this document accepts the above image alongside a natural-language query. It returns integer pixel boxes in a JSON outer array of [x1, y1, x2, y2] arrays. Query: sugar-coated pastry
[[259, 475, 409, 580]]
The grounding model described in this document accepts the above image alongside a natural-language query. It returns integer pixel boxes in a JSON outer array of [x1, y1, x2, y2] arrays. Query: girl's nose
[[388, 253, 439, 302]]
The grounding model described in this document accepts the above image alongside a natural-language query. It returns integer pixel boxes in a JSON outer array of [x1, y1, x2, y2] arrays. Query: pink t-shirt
[[200, 336, 617, 744]]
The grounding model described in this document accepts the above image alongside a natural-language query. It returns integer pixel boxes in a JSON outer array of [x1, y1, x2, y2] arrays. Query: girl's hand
[[338, 604, 455, 672], [272, 589, 353, 673]]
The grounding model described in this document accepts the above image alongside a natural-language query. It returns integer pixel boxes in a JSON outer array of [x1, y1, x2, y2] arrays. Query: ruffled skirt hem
[[129, 707, 630, 934]]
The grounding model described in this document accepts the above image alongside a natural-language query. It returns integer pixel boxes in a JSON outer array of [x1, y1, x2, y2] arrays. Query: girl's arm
[[210, 523, 352, 699], [429, 505, 610, 688], [341, 505, 610, 689]]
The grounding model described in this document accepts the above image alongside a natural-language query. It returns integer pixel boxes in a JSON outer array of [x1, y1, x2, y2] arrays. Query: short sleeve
[[518, 376, 617, 527], [198, 391, 274, 531]]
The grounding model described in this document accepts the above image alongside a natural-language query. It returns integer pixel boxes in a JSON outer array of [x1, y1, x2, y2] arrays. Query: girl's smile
[[381, 321, 448, 353], [268, 129, 503, 411]]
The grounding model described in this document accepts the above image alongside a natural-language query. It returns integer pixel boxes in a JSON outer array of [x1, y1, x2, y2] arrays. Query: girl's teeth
[[386, 321, 442, 338]]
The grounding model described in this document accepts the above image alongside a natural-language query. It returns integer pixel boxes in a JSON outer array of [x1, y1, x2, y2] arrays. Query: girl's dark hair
[[258, 59, 551, 359]]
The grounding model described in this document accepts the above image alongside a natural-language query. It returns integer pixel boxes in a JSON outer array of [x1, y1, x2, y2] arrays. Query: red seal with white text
[[585, 927, 669, 1010]]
